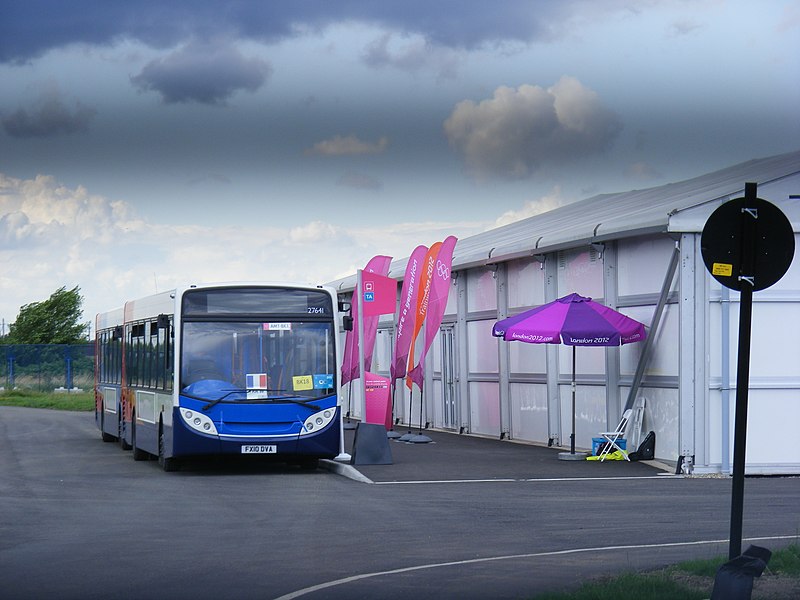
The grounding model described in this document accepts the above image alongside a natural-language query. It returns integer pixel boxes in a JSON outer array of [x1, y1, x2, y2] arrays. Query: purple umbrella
[[493, 293, 647, 455]]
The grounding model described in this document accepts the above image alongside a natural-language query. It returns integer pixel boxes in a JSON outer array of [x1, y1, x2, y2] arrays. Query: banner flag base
[[351, 423, 393, 465], [407, 434, 432, 444], [387, 430, 403, 439], [558, 451, 588, 461]]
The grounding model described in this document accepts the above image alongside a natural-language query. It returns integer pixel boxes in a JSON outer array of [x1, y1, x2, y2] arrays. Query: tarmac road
[[1, 406, 799, 599]]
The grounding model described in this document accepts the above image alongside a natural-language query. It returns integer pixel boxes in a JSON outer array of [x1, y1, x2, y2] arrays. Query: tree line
[[1, 286, 90, 345]]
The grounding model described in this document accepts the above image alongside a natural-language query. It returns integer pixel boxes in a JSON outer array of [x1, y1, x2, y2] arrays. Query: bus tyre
[[100, 408, 116, 442], [158, 427, 179, 472], [131, 416, 148, 461], [119, 412, 132, 451]]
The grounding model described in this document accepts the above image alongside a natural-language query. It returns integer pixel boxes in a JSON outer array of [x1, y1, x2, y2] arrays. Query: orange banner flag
[[405, 241, 441, 389]]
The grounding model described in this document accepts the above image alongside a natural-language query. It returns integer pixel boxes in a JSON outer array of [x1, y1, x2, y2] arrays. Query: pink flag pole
[[356, 269, 367, 430]]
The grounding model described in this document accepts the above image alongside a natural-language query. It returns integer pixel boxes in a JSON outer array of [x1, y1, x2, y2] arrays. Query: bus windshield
[[180, 320, 336, 403]]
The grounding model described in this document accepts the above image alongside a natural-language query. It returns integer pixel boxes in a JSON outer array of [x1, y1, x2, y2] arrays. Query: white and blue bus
[[95, 283, 344, 471]]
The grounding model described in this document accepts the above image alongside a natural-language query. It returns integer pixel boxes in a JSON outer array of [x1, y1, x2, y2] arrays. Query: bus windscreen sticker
[[292, 375, 313, 391], [246, 373, 270, 399], [314, 374, 334, 389], [263, 322, 291, 331]]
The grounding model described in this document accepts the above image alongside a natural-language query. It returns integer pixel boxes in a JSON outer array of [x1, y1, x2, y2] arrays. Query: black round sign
[[701, 196, 794, 291]]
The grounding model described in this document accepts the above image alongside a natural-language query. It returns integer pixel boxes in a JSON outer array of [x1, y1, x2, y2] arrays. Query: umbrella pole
[[571, 345, 576, 454], [558, 345, 585, 460]]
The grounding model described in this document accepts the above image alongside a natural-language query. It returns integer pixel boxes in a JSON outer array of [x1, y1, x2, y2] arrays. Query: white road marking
[[272, 535, 797, 600], [373, 474, 679, 484]]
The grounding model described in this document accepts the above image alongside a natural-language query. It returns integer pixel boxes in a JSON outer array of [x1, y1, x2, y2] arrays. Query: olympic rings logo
[[436, 260, 450, 279]]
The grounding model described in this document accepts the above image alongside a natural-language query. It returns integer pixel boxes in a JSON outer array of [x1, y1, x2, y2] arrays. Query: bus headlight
[[300, 408, 336, 436], [181, 408, 218, 435]]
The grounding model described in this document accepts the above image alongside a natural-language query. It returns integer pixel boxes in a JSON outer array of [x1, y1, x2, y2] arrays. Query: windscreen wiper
[[268, 397, 320, 411], [199, 388, 323, 412], [198, 389, 243, 411]]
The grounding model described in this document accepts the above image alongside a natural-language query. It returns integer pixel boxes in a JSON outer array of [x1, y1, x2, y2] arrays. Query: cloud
[[668, 19, 704, 37], [0, 172, 488, 324], [2, 87, 96, 138], [493, 187, 568, 228], [288, 220, 344, 244], [625, 161, 662, 182], [0, 1, 626, 64], [305, 135, 388, 156], [777, 4, 800, 33], [336, 172, 383, 191], [362, 32, 461, 79], [0, 173, 145, 322], [131, 39, 272, 105], [443, 76, 622, 180]]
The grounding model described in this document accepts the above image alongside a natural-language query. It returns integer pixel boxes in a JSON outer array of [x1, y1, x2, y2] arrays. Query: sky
[[1, 0, 798, 334]]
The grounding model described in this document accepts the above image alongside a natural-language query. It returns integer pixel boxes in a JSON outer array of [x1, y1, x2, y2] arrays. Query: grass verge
[[0, 388, 94, 411], [533, 543, 800, 599]]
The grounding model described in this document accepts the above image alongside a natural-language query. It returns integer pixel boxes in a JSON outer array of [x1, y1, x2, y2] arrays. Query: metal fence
[[1, 344, 94, 392]]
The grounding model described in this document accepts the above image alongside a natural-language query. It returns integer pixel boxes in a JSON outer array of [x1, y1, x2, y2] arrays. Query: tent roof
[[330, 149, 800, 292]]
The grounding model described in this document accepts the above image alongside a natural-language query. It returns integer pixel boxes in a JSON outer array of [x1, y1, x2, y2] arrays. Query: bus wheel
[[119, 412, 132, 451], [158, 425, 179, 472], [131, 415, 148, 461], [100, 407, 116, 442]]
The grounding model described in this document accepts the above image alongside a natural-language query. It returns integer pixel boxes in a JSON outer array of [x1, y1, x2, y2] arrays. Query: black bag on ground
[[629, 431, 655, 461], [711, 545, 772, 600]]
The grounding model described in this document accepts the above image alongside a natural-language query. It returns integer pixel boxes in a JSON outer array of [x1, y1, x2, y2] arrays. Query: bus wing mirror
[[157, 314, 170, 329], [342, 315, 353, 331]]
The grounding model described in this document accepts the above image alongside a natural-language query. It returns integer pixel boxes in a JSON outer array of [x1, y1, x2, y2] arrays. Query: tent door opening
[[438, 324, 458, 430]]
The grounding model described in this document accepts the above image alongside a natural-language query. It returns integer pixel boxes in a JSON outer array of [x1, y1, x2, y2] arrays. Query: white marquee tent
[[332, 150, 800, 474]]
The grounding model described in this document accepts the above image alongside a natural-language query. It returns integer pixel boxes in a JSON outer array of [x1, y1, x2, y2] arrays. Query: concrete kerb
[[320, 459, 374, 483]]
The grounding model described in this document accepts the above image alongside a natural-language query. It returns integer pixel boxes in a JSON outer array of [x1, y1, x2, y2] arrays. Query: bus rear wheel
[[158, 425, 179, 472], [119, 412, 132, 451], [131, 415, 148, 461]]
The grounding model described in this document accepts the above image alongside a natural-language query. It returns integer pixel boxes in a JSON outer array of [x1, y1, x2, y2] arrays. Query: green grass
[[0, 388, 94, 411], [533, 543, 800, 599], [534, 572, 708, 600], [768, 543, 800, 576]]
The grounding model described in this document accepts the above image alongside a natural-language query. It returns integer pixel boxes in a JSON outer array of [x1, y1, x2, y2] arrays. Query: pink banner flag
[[390, 245, 428, 381], [405, 242, 442, 390], [364, 371, 392, 430], [340, 255, 392, 385], [408, 235, 457, 390], [362, 271, 396, 317]]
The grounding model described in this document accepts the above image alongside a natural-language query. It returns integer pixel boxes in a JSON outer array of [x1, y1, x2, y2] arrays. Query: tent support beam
[[624, 241, 680, 412]]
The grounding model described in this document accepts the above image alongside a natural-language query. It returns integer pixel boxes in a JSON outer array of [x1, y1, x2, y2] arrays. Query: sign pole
[[728, 182, 758, 559], [701, 181, 794, 562]]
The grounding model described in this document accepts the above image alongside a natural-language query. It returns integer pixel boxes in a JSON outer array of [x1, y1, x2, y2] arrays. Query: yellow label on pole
[[712, 263, 733, 277], [292, 375, 313, 391]]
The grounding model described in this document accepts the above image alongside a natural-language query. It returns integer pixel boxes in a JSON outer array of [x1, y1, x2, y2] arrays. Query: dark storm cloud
[[130, 39, 272, 104], [2, 89, 97, 138], [1, 0, 592, 63]]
